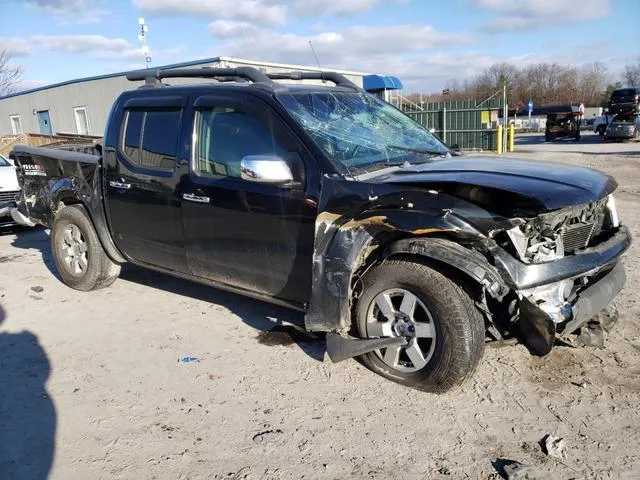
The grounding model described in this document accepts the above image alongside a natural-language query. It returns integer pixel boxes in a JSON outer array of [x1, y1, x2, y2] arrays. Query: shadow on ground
[[0, 303, 56, 479], [120, 264, 326, 362], [515, 133, 601, 146], [7, 227, 326, 362]]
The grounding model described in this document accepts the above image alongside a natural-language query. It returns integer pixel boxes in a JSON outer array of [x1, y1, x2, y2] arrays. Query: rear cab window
[[119, 103, 183, 172]]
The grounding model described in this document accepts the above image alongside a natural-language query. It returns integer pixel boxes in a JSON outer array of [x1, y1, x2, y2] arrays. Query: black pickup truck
[[9, 67, 631, 393]]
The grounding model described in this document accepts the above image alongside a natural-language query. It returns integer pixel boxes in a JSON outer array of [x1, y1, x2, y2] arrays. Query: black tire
[[354, 259, 485, 393], [51, 205, 120, 291]]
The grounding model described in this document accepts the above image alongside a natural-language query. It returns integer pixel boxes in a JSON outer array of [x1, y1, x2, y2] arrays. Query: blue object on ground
[[177, 356, 200, 363]]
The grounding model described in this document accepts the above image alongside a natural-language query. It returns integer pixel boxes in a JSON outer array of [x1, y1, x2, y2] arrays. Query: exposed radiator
[[562, 213, 604, 253]]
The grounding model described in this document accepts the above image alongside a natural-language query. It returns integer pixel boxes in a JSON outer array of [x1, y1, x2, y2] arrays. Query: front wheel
[[51, 205, 121, 291], [354, 259, 485, 393]]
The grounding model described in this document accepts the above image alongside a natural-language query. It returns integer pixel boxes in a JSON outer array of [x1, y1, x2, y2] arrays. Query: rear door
[[180, 93, 318, 304], [104, 95, 189, 272]]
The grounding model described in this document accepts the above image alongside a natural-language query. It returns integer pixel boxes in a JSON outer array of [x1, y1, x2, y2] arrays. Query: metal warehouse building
[[0, 56, 402, 138]]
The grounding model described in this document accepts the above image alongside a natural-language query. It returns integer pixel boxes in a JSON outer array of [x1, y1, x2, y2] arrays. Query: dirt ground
[[1, 134, 639, 480]]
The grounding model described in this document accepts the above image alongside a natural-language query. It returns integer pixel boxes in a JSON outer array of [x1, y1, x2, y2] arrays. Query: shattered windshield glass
[[277, 91, 448, 174]]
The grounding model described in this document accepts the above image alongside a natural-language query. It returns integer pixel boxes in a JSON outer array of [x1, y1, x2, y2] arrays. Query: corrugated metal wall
[[401, 100, 502, 151]]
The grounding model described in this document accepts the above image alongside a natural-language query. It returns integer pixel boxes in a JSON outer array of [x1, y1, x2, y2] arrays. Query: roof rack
[[126, 66, 271, 86], [126, 66, 359, 90], [266, 71, 357, 88]]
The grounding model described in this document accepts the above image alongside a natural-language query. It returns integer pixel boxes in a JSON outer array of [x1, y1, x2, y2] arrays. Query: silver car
[[605, 114, 640, 140]]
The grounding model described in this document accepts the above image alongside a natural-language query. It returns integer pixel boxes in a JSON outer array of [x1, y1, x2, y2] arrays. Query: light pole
[[137, 17, 151, 68]]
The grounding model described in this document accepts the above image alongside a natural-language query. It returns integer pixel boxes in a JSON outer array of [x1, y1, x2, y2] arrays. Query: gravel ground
[[1, 136, 639, 480]]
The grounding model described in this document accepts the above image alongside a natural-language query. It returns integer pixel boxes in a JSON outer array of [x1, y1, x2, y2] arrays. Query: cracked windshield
[[278, 91, 449, 174]]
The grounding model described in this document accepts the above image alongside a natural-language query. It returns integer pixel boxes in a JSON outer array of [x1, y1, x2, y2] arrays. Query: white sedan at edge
[[0, 153, 21, 226]]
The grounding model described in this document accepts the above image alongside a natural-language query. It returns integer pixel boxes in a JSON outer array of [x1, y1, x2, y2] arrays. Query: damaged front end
[[309, 173, 631, 363], [491, 195, 630, 354]]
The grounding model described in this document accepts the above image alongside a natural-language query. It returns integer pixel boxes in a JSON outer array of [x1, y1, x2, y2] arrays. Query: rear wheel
[[51, 205, 120, 291], [355, 259, 485, 393]]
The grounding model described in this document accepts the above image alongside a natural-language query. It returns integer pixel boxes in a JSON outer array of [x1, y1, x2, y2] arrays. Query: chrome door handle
[[183, 193, 210, 203], [109, 180, 131, 189]]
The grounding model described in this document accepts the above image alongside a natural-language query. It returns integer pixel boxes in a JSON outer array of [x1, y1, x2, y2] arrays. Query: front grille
[[562, 220, 601, 253], [0, 190, 20, 204]]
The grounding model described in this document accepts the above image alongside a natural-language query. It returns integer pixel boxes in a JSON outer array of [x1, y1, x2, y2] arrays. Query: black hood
[[371, 156, 617, 211]]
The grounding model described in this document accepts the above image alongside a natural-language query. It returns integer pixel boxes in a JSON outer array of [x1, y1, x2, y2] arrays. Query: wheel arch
[[304, 213, 509, 334], [54, 199, 126, 264]]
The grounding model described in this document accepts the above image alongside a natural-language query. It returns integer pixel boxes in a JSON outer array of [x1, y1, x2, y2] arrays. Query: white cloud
[[290, 0, 406, 17], [133, 0, 287, 26], [216, 24, 471, 63], [0, 37, 31, 57], [208, 20, 268, 39], [134, 0, 404, 25], [27, 0, 111, 24], [473, 0, 610, 31], [29, 35, 130, 54]]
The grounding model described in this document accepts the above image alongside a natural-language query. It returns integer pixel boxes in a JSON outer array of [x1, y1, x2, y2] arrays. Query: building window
[[73, 106, 90, 135], [9, 115, 22, 135]]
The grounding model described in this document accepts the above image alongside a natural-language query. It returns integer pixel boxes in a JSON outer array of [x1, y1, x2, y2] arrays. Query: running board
[[325, 333, 407, 363]]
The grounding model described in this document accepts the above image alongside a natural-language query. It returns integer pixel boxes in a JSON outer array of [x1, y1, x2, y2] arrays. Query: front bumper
[[518, 261, 626, 355], [562, 262, 626, 334], [491, 226, 632, 290], [502, 226, 631, 356]]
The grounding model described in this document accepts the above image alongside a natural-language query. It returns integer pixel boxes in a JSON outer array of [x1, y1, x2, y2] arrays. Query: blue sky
[[1, 0, 638, 93]]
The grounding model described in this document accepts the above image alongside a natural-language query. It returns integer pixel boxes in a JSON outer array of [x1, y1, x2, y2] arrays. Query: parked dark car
[[9, 67, 631, 393], [608, 87, 640, 115], [544, 107, 582, 141]]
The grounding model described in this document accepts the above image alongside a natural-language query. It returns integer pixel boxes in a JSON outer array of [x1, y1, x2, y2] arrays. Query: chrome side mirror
[[240, 155, 294, 184]]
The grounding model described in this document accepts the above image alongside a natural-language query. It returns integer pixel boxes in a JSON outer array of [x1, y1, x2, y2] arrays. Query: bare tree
[[622, 58, 640, 86], [408, 61, 615, 107], [0, 49, 23, 96]]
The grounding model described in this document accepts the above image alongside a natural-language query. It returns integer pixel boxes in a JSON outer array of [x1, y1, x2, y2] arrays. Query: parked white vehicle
[[0, 153, 21, 225], [593, 114, 614, 137]]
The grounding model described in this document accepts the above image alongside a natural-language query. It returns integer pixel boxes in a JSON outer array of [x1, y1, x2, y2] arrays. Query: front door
[[37, 111, 52, 135], [180, 94, 317, 304], [103, 100, 189, 273]]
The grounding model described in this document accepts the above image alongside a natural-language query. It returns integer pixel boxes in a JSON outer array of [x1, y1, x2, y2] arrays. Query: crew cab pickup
[[9, 67, 631, 392]]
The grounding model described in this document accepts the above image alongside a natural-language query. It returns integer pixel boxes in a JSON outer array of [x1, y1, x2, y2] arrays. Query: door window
[[73, 106, 90, 135], [194, 107, 286, 178], [9, 115, 22, 135], [120, 109, 181, 170], [141, 110, 181, 169]]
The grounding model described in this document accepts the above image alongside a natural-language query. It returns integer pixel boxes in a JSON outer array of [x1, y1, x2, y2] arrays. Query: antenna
[[308, 40, 326, 84], [137, 17, 151, 68]]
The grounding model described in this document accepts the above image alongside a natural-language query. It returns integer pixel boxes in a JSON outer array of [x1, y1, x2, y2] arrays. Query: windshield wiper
[[385, 145, 448, 156]]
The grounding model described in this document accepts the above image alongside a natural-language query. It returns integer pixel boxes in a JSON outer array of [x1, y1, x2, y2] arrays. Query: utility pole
[[502, 82, 507, 154]]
